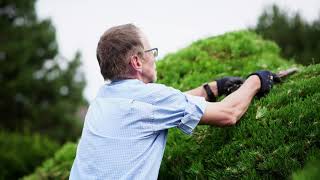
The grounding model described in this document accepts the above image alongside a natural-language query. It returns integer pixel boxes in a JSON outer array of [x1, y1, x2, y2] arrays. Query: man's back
[[70, 79, 207, 179]]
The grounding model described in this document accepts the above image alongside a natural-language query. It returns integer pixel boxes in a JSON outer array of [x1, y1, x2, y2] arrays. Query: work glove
[[216, 76, 245, 96], [248, 70, 281, 98]]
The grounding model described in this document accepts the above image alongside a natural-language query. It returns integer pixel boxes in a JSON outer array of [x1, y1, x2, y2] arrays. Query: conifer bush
[[25, 31, 319, 179], [24, 143, 76, 180], [0, 131, 59, 179], [159, 64, 320, 179], [292, 160, 320, 180]]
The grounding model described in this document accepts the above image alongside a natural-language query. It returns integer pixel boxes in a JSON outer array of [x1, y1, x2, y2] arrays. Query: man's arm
[[184, 81, 218, 101], [199, 75, 261, 126], [184, 77, 244, 101]]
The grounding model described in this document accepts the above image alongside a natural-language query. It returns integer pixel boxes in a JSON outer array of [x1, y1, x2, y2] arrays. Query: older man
[[70, 24, 277, 179]]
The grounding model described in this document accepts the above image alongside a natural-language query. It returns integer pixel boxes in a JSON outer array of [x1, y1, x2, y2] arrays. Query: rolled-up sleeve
[[178, 94, 208, 134], [151, 84, 208, 135]]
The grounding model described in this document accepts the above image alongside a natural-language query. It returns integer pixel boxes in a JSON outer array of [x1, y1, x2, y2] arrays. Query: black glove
[[216, 76, 245, 96], [248, 70, 280, 97]]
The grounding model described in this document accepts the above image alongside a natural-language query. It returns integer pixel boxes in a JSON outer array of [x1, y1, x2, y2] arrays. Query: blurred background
[[0, 0, 319, 179]]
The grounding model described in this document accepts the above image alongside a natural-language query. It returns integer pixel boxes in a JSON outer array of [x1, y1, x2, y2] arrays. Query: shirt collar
[[110, 78, 143, 85]]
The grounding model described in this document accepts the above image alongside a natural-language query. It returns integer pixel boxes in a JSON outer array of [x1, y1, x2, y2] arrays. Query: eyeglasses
[[144, 48, 158, 58]]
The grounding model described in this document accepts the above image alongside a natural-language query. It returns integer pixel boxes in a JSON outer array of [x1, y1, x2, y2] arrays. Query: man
[[70, 24, 278, 179]]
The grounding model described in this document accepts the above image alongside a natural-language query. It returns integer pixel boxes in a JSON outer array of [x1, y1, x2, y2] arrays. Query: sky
[[35, 0, 319, 101]]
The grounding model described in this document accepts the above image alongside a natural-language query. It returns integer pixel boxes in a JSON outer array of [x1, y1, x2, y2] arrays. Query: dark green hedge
[[156, 31, 319, 179], [158, 64, 320, 179], [0, 131, 59, 180], [24, 143, 76, 180], [26, 31, 320, 179], [292, 160, 320, 180]]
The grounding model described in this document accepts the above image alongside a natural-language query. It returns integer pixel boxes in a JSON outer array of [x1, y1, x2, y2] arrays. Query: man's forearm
[[184, 81, 218, 101], [221, 75, 260, 121], [199, 75, 260, 126]]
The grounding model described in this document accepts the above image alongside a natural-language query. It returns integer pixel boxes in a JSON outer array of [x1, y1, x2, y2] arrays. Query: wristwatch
[[203, 83, 216, 102]]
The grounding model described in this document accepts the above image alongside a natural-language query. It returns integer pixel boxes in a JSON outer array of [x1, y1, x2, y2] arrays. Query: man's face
[[139, 31, 157, 83]]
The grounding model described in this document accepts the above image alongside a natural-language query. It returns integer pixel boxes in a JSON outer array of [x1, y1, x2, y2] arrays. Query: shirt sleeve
[[150, 84, 208, 135]]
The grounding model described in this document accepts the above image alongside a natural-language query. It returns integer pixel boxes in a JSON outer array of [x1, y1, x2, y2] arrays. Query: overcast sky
[[35, 0, 319, 101]]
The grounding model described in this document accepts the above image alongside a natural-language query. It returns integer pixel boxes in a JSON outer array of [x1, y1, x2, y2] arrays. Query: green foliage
[[26, 31, 319, 179], [156, 31, 319, 179], [253, 5, 320, 65], [0, 0, 87, 141], [0, 130, 59, 180], [159, 64, 320, 179], [292, 159, 320, 180], [24, 143, 77, 180]]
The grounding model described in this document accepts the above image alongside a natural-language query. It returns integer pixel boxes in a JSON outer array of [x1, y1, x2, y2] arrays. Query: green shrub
[[157, 31, 319, 179], [158, 64, 320, 179], [292, 159, 320, 180], [26, 31, 319, 179], [0, 130, 59, 180], [24, 143, 76, 180]]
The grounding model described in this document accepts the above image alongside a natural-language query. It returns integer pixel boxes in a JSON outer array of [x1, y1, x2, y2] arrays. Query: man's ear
[[129, 55, 143, 72]]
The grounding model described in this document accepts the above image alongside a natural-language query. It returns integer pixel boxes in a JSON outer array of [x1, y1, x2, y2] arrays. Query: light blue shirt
[[70, 79, 207, 180]]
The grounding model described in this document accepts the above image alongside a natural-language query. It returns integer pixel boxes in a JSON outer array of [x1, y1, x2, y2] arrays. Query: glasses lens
[[144, 48, 158, 58], [153, 49, 158, 58]]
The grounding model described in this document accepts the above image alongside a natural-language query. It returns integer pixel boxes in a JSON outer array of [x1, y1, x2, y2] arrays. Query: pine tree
[[254, 5, 320, 65], [0, 0, 86, 142]]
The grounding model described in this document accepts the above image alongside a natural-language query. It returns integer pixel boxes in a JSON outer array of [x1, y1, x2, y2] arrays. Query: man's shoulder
[[96, 80, 184, 104], [145, 82, 169, 90], [145, 83, 182, 96], [143, 82, 187, 105]]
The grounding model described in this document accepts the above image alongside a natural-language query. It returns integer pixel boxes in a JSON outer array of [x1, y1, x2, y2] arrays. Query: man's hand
[[216, 77, 244, 96], [248, 70, 280, 97]]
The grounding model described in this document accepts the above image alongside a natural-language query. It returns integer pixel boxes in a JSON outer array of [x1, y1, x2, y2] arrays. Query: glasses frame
[[144, 48, 158, 58]]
